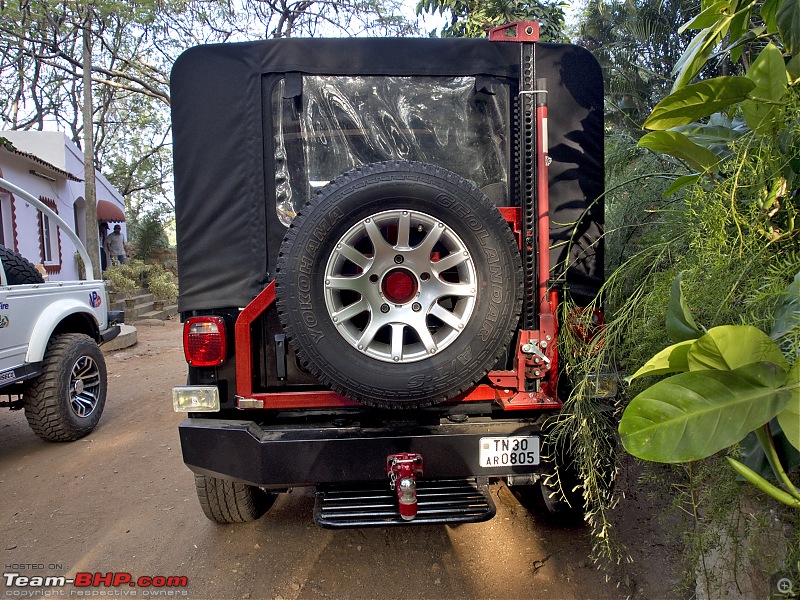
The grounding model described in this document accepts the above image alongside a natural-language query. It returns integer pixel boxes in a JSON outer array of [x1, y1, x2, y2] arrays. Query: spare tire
[[0, 245, 44, 285], [276, 161, 522, 409]]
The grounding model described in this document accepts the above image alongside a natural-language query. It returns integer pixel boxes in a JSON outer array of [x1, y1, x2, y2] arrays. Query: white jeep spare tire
[[276, 161, 522, 409]]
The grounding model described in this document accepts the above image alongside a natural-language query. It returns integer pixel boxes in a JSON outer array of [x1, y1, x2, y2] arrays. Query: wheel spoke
[[396, 212, 411, 249], [411, 320, 437, 354], [431, 251, 468, 274], [337, 243, 371, 270], [429, 303, 467, 332], [80, 371, 100, 386], [357, 318, 383, 350], [364, 219, 391, 255], [74, 359, 93, 378], [390, 323, 404, 360], [326, 275, 366, 292], [417, 223, 444, 255], [79, 390, 97, 402], [83, 378, 100, 391], [331, 299, 370, 324], [72, 393, 95, 417], [428, 279, 474, 300]]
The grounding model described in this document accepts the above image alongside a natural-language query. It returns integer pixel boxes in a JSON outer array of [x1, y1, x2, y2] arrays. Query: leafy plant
[[111, 259, 149, 285], [620, 272, 800, 507], [638, 0, 800, 204], [577, 0, 699, 131], [130, 211, 169, 261], [147, 271, 177, 303], [103, 266, 137, 295], [572, 0, 800, 582]]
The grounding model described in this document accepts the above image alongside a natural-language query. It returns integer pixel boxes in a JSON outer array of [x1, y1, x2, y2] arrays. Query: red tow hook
[[387, 453, 424, 520]]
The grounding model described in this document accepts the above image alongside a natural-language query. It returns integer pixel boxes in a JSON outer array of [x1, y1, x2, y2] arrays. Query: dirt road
[[1, 319, 679, 600]]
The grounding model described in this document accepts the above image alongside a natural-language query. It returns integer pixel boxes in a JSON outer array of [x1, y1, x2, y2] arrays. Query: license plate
[[479, 436, 540, 468]]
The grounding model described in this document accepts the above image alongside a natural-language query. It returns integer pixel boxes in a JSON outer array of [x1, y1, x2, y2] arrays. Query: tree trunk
[[82, 8, 102, 280]]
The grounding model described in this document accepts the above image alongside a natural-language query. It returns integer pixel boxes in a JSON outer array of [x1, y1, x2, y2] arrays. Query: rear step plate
[[314, 478, 495, 528]]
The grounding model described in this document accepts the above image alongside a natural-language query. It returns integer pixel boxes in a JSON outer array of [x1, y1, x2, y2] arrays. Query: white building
[[0, 131, 126, 280]]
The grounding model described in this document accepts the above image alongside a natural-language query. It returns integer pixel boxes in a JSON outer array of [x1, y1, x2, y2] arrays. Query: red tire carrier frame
[[231, 22, 561, 414]]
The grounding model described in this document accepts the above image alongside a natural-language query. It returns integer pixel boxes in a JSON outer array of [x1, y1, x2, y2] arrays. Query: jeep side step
[[314, 478, 495, 528]]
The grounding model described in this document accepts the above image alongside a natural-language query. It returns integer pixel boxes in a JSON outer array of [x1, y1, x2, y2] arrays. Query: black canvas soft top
[[171, 37, 603, 313]]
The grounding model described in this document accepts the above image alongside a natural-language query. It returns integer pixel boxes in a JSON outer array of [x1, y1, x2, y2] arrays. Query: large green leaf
[[619, 363, 792, 463], [788, 54, 800, 84], [742, 44, 788, 133], [777, 362, 800, 451], [627, 340, 694, 382], [672, 26, 730, 90], [761, 0, 780, 32], [672, 2, 754, 89], [687, 325, 790, 372], [771, 270, 800, 339], [777, 0, 800, 55], [728, 7, 750, 63], [671, 119, 746, 158], [663, 174, 702, 198], [667, 272, 704, 342], [679, 1, 732, 33], [721, 28, 765, 65], [638, 131, 720, 172], [644, 77, 756, 130]]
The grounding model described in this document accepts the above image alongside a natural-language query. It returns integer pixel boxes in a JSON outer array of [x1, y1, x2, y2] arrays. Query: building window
[[37, 197, 62, 274], [0, 193, 9, 247], [72, 202, 82, 242]]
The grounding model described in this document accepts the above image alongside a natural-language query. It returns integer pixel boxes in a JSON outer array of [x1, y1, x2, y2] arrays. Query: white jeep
[[0, 177, 123, 441]]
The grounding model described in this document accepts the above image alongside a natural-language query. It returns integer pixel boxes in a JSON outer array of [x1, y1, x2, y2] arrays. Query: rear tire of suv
[[513, 422, 616, 523], [529, 468, 586, 523], [194, 474, 276, 523], [0, 245, 45, 284], [276, 161, 522, 409], [23, 333, 107, 442]]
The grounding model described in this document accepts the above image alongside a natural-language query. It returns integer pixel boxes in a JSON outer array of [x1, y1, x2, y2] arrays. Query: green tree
[[416, 0, 567, 41], [0, 0, 187, 274], [577, 0, 700, 130], [0, 0, 416, 252]]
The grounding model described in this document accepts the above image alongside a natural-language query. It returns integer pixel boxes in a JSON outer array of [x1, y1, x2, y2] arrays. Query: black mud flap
[[314, 478, 495, 528]]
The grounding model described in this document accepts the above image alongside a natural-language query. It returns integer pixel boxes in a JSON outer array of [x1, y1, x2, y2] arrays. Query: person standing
[[105, 224, 129, 265]]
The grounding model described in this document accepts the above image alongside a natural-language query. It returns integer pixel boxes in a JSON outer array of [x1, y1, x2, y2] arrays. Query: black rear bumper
[[179, 417, 546, 488]]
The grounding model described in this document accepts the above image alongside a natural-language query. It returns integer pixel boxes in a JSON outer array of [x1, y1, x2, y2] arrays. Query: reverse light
[[172, 386, 220, 412], [183, 316, 227, 366]]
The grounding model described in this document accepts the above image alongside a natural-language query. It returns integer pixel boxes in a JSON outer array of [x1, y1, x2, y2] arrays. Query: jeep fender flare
[[25, 301, 100, 363]]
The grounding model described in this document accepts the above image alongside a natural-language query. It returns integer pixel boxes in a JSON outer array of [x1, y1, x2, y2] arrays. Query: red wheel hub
[[382, 269, 417, 304]]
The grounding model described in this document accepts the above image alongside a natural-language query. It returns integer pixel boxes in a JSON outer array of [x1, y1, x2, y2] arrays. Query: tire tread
[[0, 245, 44, 284], [23, 333, 105, 442], [194, 474, 274, 523]]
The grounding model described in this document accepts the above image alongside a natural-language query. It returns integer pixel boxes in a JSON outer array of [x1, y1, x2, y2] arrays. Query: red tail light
[[183, 316, 227, 367]]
